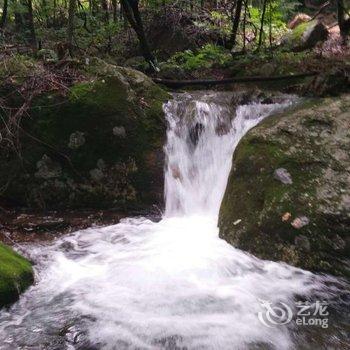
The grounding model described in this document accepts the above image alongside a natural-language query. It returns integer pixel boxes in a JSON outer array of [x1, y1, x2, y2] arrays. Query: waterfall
[[163, 91, 290, 217], [0, 92, 346, 350]]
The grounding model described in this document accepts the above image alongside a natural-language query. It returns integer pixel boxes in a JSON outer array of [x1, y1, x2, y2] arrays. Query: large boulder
[[0, 61, 171, 210], [288, 13, 312, 29], [0, 243, 34, 308], [219, 95, 350, 278], [282, 20, 328, 51]]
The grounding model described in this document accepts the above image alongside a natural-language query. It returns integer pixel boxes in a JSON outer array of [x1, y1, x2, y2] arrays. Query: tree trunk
[[229, 0, 243, 51], [258, 0, 268, 49], [26, 0, 37, 49], [338, 0, 350, 42], [101, 0, 109, 22], [0, 0, 8, 29], [120, 0, 157, 70], [67, 0, 76, 55], [112, 0, 117, 21], [16, 0, 37, 49], [242, 0, 247, 51]]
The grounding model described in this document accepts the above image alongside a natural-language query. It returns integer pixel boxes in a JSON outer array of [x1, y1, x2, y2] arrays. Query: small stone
[[97, 159, 106, 170], [260, 63, 276, 76], [68, 131, 85, 149], [295, 235, 311, 251], [332, 235, 346, 251], [90, 168, 104, 182], [35, 154, 62, 179], [140, 97, 150, 108], [261, 97, 274, 104], [291, 216, 310, 229], [274, 168, 293, 185], [233, 219, 242, 226], [37, 49, 58, 63], [282, 212, 292, 222], [113, 126, 126, 138]]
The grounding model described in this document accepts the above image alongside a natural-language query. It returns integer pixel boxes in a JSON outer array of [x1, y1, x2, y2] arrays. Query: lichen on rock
[[219, 95, 350, 278], [68, 131, 86, 149]]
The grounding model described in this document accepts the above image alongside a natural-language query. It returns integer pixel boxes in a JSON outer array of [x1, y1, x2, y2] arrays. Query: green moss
[[291, 21, 312, 41], [0, 243, 34, 307]]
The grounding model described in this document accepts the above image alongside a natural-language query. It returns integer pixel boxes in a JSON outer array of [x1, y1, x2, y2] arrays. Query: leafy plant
[[168, 44, 231, 71]]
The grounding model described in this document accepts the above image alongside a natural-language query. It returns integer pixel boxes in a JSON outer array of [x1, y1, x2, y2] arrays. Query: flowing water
[[0, 92, 349, 350]]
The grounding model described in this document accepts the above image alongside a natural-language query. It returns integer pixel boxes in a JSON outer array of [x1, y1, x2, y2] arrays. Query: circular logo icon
[[258, 299, 293, 328]]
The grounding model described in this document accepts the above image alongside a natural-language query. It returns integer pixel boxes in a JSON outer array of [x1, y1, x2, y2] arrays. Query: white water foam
[[0, 92, 341, 350]]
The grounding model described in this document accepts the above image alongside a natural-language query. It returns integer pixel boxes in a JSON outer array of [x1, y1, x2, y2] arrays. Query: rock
[[260, 63, 277, 76], [158, 62, 187, 80], [304, 67, 350, 97], [113, 126, 126, 138], [37, 49, 58, 63], [295, 235, 311, 252], [231, 89, 258, 106], [231, 89, 284, 107], [124, 56, 148, 71], [274, 168, 293, 185], [282, 212, 292, 222], [13, 215, 68, 231], [332, 235, 346, 251], [90, 168, 104, 182], [282, 20, 329, 51], [261, 97, 274, 104], [0, 60, 171, 210], [0, 243, 34, 308], [35, 155, 62, 179], [288, 13, 312, 29], [68, 131, 85, 149], [219, 95, 350, 277], [291, 216, 310, 229], [189, 123, 205, 146], [216, 122, 231, 136], [97, 159, 106, 170]]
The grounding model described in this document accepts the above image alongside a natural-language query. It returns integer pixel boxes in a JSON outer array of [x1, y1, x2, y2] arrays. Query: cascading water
[[0, 92, 348, 350]]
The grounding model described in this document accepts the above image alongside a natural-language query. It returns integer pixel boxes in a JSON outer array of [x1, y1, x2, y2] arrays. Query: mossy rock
[[219, 95, 350, 278], [281, 20, 328, 52], [0, 63, 171, 210], [0, 243, 34, 308]]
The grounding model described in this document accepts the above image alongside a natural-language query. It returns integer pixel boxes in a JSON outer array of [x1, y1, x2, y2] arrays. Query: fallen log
[[153, 72, 317, 89]]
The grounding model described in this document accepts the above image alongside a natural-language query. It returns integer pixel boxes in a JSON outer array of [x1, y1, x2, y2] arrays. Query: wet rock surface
[[0, 208, 133, 245], [219, 95, 350, 277]]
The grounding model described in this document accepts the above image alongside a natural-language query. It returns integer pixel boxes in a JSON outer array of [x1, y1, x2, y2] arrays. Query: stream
[[0, 92, 349, 350]]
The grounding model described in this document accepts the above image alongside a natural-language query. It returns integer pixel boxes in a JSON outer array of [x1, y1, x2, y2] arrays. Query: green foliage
[[168, 44, 231, 71], [247, 4, 288, 48]]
